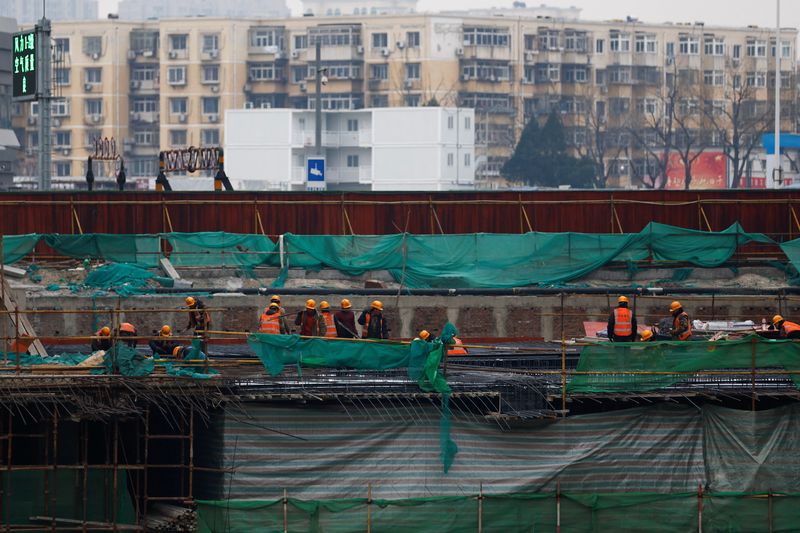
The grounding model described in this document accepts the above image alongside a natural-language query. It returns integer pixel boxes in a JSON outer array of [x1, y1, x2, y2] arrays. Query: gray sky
[[96, 0, 798, 31]]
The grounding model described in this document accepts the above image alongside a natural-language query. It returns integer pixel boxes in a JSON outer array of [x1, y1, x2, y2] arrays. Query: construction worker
[[358, 300, 389, 339], [447, 335, 468, 355], [334, 298, 359, 338], [294, 299, 326, 337], [607, 295, 637, 342], [639, 329, 654, 342], [185, 296, 211, 335], [772, 315, 800, 339], [414, 330, 432, 342], [259, 302, 288, 334], [91, 326, 113, 352], [319, 301, 338, 339], [149, 325, 179, 356], [270, 295, 287, 318], [117, 322, 138, 348], [669, 301, 692, 341]]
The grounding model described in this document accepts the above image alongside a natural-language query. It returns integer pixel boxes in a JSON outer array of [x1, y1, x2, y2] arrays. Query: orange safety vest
[[782, 321, 800, 336], [613, 307, 633, 337], [362, 311, 371, 338], [674, 312, 692, 340], [322, 312, 337, 338], [259, 312, 281, 334], [448, 337, 467, 355]]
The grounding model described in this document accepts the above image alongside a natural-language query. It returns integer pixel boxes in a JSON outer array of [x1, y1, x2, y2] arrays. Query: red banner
[[665, 152, 727, 190]]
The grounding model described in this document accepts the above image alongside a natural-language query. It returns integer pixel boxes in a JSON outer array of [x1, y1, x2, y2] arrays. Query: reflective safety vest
[[674, 312, 692, 340], [448, 337, 468, 355], [259, 312, 281, 334], [613, 307, 633, 337], [782, 321, 800, 336], [322, 312, 337, 338]]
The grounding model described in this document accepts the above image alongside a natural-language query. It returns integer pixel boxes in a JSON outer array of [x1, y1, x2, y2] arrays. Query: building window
[[292, 66, 309, 83], [666, 42, 675, 57], [249, 63, 283, 81], [370, 63, 388, 80], [202, 97, 220, 115], [703, 70, 724, 86], [132, 65, 158, 81], [746, 71, 766, 87], [53, 37, 69, 60], [84, 129, 102, 145], [203, 65, 220, 83], [85, 68, 101, 84], [704, 36, 725, 56], [564, 30, 587, 52], [372, 33, 388, 49], [83, 36, 102, 56], [447, 116, 454, 129], [370, 95, 388, 107], [294, 35, 307, 49], [85, 99, 102, 116], [55, 161, 71, 177], [133, 130, 156, 145], [132, 96, 158, 113], [202, 129, 220, 145], [462, 27, 510, 47], [447, 153, 454, 167], [464, 116, 471, 130], [732, 44, 741, 59], [346, 119, 358, 131], [746, 39, 766, 57], [132, 159, 157, 176], [169, 34, 188, 51], [251, 28, 284, 48], [781, 40, 792, 58], [405, 94, 420, 107], [168, 66, 186, 85], [405, 63, 420, 80], [202, 34, 219, 53], [54, 131, 71, 147], [407, 31, 420, 48], [169, 97, 187, 115], [678, 35, 699, 55], [170, 129, 187, 146], [609, 31, 630, 52], [464, 153, 471, 167], [54, 68, 70, 85], [595, 39, 604, 53], [634, 33, 657, 54], [346, 154, 359, 167]]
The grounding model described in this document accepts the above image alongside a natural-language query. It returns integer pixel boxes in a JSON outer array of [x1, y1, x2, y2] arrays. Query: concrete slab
[[1, 265, 26, 278]]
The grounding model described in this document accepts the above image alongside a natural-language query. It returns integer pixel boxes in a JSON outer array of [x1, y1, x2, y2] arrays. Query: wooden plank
[[2, 280, 47, 357]]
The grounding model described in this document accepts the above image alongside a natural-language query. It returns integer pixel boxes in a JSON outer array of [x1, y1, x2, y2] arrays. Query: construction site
[[3, 190, 800, 532]]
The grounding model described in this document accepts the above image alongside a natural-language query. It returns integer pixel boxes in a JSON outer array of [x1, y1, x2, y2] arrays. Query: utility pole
[[37, 16, 52, 190], [773, 0, 782, 187], [315, 39, 322, 156]]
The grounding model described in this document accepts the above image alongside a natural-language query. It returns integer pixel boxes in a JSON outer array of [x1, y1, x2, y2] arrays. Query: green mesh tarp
[[1, 470, 136, 530], [102, 342, 155, 377], [568, 335, 800, 393], [1, 234, 41, 264], [84, 263, 174, 296], [197, 492, 800, 533], [43, 234, 160, 267], [165, 232, 276, 267], [780, 237, 800, 275]]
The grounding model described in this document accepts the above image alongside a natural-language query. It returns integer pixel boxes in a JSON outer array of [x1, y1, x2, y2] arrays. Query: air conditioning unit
[[462, 74, 470, 81], [127, 50, 137, 60], [178, 113, 187, 123], [245, 101, 254, 109], [130, 80, 140, 89], [168, 51, 178, 59], [404, 80, 413, 88], [28, 116, 37, 125], [396, 40, 405, 49], [208, 50, 218, 59], [84, 83, 93, 91], [525, 51, 536, 61], [207, 114, 219, 123], [600, 85, 608, 94], [130, 112, 140, 120], [62, 148, 70, 156], [211, 85, 219, 93], [142, 50, 154, 57], [91, 52, 100, 60], [299, 81, 307, 92], [52, 118, 61, 127], [243, 83, 252, 92], [381, 47, 390, 57], [291, 50, 300, 59], [665, 56, 674, 66], [455, 47, 464, 56], [92, 114, 102, 123], [356, 45, 364, 54]]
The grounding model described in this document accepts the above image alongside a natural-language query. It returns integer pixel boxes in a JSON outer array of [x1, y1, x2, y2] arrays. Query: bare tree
[[703, 62, 772, 189], [671, 74, 711, 190], [627, 81, 677, 189]]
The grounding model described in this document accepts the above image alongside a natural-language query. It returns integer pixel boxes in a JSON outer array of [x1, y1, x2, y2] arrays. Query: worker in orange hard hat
[[415, 330, 431, 342], [259, 303, 289, 334], [184, 296, 211, 334], [149, 325, 179, 356], [358, 300, 389, 339], [91, 326, 113, 352], [116, 322, 138, 348], [319, 301, 338, 339], [607, 295, 638, 342], [334, 298, 359, 338], [669, 301, 692, 341], [294, 299, 326, 336], [772, 314, 800, 339], [639, 329, 654, 342]]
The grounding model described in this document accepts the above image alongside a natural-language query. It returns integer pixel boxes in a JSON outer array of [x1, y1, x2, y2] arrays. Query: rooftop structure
[[301, 0, 418, 17]]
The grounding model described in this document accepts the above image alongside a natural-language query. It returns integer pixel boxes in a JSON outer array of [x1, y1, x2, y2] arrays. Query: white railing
[[291, 130, 371, 147]]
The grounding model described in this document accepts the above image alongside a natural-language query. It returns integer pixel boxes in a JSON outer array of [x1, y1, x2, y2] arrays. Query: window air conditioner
[[84, 83, 93, 91], [168, 51, 178, 59], [178, 114, 187, 123]]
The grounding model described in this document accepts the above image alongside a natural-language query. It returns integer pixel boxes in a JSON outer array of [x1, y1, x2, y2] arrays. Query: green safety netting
[[196, 492, 800, 533], [568, 335, 800, 393], [43, 234, 161, 267], [247, 331, 455, 470], [164, 232, 276, 267], [84, 263, 174, 296], [1, 470, 136, 531], [780, 238, 800, 276], [0, 234, 41, 264]]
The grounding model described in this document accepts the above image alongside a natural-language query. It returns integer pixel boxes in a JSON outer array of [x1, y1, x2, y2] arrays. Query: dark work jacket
[[358, 309, 389, 339], [334, 310, 358, 338]]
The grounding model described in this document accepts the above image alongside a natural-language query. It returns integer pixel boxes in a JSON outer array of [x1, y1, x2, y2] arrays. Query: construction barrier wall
[[2, 191, 800, 237]]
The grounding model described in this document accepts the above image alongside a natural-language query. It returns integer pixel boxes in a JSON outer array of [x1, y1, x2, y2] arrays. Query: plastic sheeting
[[164, 232, 276, 267], [83, 263, 174, 296], [568, 335, 800, 393], [43, 234, 161, 267], [0, 234, 40, 264]]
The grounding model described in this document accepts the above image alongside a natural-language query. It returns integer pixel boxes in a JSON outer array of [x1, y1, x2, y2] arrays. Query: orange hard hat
[[270, 294, 281, 303], [160, 325, 172, 336], [172, 346, 183, 358], [99, 326, 111, 336], [618, 295, 629, 304], [268, 302, 280, 309], [320, 300, 330, 310], [669, 301, 682, 312], [306, 299, 316, 310], [773, 314, 784, 325], [419, 330, 430, 340], [185, 296, 196, 307], [640, 329, 653, 341], [371, 300, 383, 311], [341, 298, 352, 309]]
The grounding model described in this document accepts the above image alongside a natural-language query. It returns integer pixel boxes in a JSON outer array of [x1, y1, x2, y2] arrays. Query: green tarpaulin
[[0, 234, 40, 264], [164, 232, 276, 267], [43, 234, 160, 267], [568, 335, 800, 393]]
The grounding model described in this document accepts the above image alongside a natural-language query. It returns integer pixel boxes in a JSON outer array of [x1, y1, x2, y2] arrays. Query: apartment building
[[12, 8, 799, 189], [12, 0, 98, 24]]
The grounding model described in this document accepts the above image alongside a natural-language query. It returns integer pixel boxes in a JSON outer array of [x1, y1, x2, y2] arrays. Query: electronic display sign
[[12, 29, 38, 101]]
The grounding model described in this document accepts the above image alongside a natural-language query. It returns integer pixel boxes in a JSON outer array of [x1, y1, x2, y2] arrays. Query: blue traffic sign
[[307, 157, 325, 182]]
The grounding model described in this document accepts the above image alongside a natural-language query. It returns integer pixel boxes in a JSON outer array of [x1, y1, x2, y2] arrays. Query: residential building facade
[[11, 9, 799, 189], [223, 107, 475, 191], [0, 17, 20, 189]]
